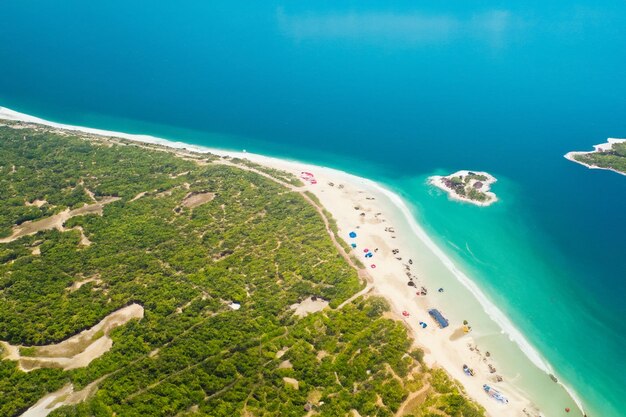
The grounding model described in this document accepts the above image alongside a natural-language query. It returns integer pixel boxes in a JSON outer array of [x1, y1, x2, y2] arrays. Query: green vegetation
[[466, 188, 488, 202], [0, 124, 483, 417], [232, 157, 305, 186], [91, 330, 105, 341], [573, 141, 626, 174], [19, 347, 37, 357], [440, 173, 492, 203], [464, 173, 488, 183]]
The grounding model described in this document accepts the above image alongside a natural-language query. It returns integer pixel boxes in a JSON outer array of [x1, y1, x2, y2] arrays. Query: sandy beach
[[0, 106, 585, 416], [248, 161, 534, 416]]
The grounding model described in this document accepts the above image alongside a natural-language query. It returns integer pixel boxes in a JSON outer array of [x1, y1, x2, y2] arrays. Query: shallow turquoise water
[[1, 1, 625, 415]]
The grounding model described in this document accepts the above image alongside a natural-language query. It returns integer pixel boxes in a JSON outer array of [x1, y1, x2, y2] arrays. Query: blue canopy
[[351, 243, 357, 248], [349, 231, 357, 238], [428, 309, 449, 328]]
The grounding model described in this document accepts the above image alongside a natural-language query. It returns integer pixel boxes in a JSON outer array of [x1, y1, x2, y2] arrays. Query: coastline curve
[[0, 105, 585, 416]]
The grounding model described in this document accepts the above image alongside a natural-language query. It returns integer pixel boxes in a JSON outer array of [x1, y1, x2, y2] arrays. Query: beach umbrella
[[363, 248, 369, 253], [351, 243, 357, 248], [371, 264, 376, 269], [402, 311, 410, 317], [349, 232, 357, 238]]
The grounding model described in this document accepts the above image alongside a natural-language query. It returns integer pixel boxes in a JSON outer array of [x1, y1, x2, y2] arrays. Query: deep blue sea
[[1, 1, 625, 415]]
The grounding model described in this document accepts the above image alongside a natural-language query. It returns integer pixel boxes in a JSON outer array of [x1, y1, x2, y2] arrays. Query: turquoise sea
[[1, 1, 625, 416]]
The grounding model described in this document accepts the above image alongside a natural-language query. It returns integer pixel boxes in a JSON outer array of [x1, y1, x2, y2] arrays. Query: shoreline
[[429, 170, 498, 206], [564, 138, 626, 177], [0, 106, 585, 416]]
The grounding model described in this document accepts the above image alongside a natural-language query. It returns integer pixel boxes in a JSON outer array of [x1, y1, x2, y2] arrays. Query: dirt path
[[394, 383, 431, 416]]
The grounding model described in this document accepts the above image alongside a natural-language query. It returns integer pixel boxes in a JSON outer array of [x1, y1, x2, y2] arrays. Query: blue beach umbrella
[[351, 243, 357, 248], [349, 231, 357, 238]]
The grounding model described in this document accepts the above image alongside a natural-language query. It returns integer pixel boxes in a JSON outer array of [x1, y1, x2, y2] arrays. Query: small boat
[[483, 384, 509, 404], [463, 364, 474, 376]]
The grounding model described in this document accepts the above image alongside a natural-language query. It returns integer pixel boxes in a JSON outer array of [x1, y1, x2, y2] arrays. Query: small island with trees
[[429, 170, 498, 206], [565, 138, 626, 176]]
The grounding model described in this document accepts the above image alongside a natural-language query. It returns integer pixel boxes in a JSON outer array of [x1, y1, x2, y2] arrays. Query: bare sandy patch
[[130, 191, 148, 202], [73, 226, 92, 246], [1, 304, 143, 371], [283, 377, 299, 389], [170, 171, 189, 178], [181, 191, 215, 208], [25, 199, 48, 208], [278, 359, 293, 369], [316, 350, 329, 361], [66, 276, 102, 293], [0, 196, 119, 244], [290, 297, 329, 318], [21, 377, 103, 417], [276, 347, 288, 359]]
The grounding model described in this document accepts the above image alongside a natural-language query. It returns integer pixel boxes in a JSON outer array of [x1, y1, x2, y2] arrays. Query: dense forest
[[0, 123, 484, 417], [573, 141, 626, 174]]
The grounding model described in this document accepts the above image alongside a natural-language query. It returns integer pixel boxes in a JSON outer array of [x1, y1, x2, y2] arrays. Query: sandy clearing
[[276, 347, 288, 359], [25, 199, 48, 208], [21, 377, 103, 417], [66, 276, 102, 292], [129, 191, 148, 202], [1, 304, 143, 372], [278, 359, 293, 369], [283, 377, 299, 389], [290, 297, 329, 317], [181, 191, 215, 208], [0, 196, 119, 244]]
